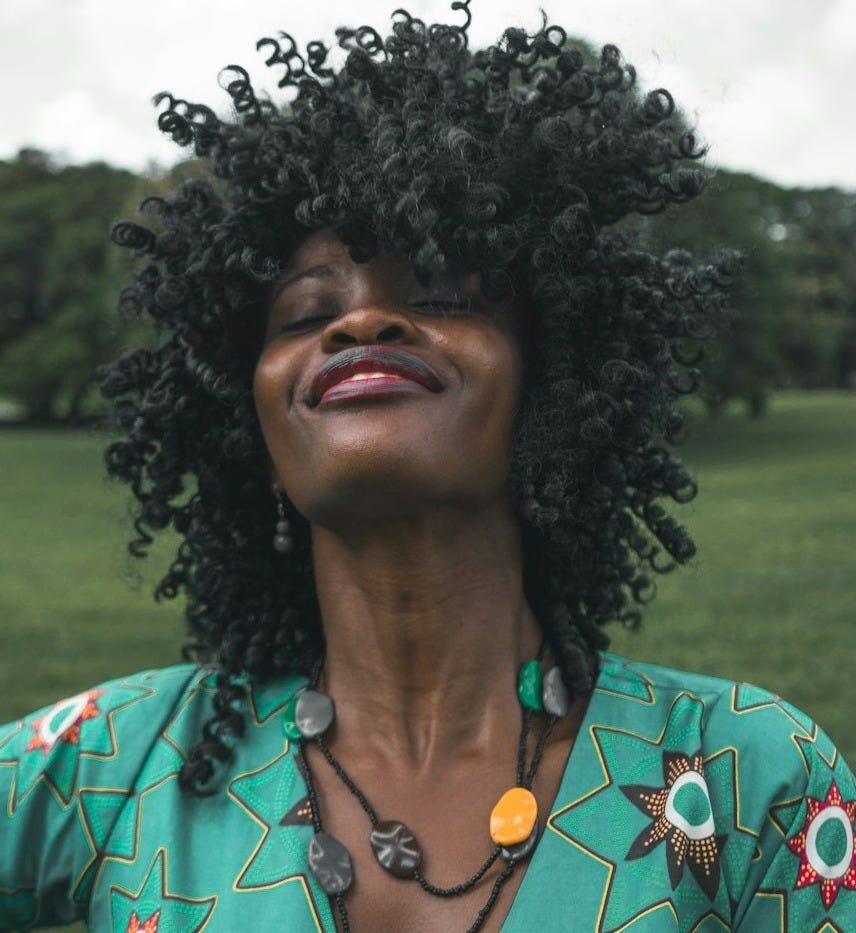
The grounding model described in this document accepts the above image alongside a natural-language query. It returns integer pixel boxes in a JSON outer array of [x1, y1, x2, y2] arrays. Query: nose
[[320, 304, 420, 352]]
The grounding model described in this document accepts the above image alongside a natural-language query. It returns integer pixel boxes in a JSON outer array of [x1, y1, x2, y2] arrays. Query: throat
[[309, 496, 541, 757], [320, 611, 541, 769]]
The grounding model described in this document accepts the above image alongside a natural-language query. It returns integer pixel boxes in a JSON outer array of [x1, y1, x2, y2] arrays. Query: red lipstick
[[309, 346, 444, 408]]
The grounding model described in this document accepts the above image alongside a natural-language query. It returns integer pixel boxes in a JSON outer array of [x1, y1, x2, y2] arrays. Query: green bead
[[517, 659, 544, 712], [282, 695, 302, 741]]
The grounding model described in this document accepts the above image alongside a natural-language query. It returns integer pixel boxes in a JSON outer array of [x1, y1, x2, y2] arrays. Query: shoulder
[[595, 650, 847, 776], [593, 650, 852, 798], [1, 663, 208, 742], [592, 652, 856, 925], [0, 664, 219, 927], [0, 664, 211, 804]]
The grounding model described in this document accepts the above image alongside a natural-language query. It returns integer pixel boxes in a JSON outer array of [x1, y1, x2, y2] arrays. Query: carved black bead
[[369, 820, 423, 878], [307, 831, 353, 894], [295, 690, 335, 738], [542, 665, 570, 717], [500, 822, 539, 864]]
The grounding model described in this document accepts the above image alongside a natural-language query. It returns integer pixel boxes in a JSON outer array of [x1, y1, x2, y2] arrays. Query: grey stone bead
[[500, 823, 539, 864], [295, 690, 335, 738], [370, 820, 422, 878], [542, 665, 570, 717], [275, 520, 291, 535], [308, 831, 353, 894]]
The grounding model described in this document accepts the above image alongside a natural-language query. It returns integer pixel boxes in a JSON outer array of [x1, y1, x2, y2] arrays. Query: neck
[[310, 499, 542, 770]]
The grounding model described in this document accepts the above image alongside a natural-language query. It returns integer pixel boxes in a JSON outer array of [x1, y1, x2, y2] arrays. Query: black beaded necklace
[[283, 650, 571, 932]]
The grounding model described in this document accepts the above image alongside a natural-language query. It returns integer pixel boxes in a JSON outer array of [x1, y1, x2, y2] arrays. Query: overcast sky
[[2, 0, 855, 190]]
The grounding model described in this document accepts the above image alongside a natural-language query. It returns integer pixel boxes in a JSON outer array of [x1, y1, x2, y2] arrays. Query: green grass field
[[608, 390, 856, 758], [2, 392, 855, 759], [1, 391, 855, 931]]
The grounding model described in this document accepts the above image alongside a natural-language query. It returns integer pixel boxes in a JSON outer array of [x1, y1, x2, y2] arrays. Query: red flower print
[[786, 780, 856, 909]]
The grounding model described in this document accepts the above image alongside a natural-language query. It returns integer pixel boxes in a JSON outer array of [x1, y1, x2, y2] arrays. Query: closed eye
[[278, 313, 336, 334], [407, 297, 473, 315]]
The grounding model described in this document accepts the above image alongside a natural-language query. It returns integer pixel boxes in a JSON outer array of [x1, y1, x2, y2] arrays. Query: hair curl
[[98, 1, 739, 793]]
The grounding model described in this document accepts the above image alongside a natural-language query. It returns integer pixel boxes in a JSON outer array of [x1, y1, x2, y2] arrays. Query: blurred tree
[[638, 172, 785, 414], [0, 150, 143, 422], [642, 171, 856, 413], [779, 188, 856, 388]]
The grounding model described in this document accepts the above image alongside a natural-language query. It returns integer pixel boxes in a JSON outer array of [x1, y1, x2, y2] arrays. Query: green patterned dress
[[2, 653, 855, 931]]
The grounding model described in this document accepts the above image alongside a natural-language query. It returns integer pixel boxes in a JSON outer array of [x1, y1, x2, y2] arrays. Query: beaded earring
[[273, 493, 294, 554]]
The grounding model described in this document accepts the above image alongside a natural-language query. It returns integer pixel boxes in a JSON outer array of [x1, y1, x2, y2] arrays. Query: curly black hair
[[98, 1, 738, 793]]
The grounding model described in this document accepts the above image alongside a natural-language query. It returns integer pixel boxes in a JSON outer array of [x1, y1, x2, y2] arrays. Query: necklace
[[283, 650, 571, 932]]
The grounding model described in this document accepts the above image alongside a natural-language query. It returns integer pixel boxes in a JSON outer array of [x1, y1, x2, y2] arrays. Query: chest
[[86, 737, 571, 933], [85, 769, 731, 933], [85, 688, 740, 933], [307, 742, 575, 933]]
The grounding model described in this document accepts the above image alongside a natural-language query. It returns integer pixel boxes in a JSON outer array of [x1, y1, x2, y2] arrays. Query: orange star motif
[[125, 909, 160, 933], [786, 780, 856, 909], [25, 689, 105, 754]]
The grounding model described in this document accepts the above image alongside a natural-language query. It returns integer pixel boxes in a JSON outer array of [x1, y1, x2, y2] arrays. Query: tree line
[[0, 146, 854, 424]]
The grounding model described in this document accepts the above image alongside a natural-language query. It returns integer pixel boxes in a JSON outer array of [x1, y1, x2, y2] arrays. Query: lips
[[309, 346, 445, 407]]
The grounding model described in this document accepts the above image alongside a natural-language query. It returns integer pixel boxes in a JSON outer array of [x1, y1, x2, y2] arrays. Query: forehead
[[284, 228, 352, 272], [284, 227, 472, 287], [284, 228, 427, 286]]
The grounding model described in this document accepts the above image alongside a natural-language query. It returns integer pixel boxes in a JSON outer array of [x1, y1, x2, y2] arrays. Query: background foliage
[[644, 172, 856, 413], [0, 150, 136, 422]]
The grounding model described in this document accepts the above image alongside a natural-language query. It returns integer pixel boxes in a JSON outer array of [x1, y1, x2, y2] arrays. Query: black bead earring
[[518, 483, 540, 522], [273, 493, 294, 554]]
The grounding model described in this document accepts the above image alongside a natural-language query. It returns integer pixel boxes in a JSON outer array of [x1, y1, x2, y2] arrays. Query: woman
[[2, 3, 854, 931]]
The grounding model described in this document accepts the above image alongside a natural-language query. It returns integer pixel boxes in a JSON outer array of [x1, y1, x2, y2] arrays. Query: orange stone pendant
[[489, 787, 538, 846]]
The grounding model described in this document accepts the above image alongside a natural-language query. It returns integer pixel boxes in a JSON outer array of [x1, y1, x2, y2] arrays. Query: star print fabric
[[621, 748, 727, 899], [0, 668, 194, 929], [1, 654, 855, 931]]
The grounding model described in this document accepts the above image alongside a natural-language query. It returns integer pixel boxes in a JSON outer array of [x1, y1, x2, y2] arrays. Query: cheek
[[475, 329, 523, 412], [253, 351, 279, 438], [455, 332, 524, 461], [253, 347, 301, 463]]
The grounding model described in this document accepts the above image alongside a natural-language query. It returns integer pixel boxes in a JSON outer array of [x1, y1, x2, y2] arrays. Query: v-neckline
[[292, 654, 611, 932], [496, 657, 607, 930]]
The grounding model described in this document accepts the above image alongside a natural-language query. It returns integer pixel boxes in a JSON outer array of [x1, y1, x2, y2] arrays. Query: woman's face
[[253, 228, 524, 527]]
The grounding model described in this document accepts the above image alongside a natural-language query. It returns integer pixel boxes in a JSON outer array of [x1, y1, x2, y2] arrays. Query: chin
[[304, 477, 443, 527], [297, 468, 491, 530]]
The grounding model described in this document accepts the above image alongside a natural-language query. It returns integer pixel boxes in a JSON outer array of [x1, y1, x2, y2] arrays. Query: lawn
[[0, 428, 184, 715], [1, 391, 855, 930], [608, 390, 856, 761]]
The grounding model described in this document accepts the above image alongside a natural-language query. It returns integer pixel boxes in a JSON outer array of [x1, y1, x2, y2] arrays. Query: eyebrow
[[273, 263, 339, 297]]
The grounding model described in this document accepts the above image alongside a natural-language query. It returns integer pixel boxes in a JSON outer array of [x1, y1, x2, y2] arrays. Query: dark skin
[[253, 229, 590, 932]]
